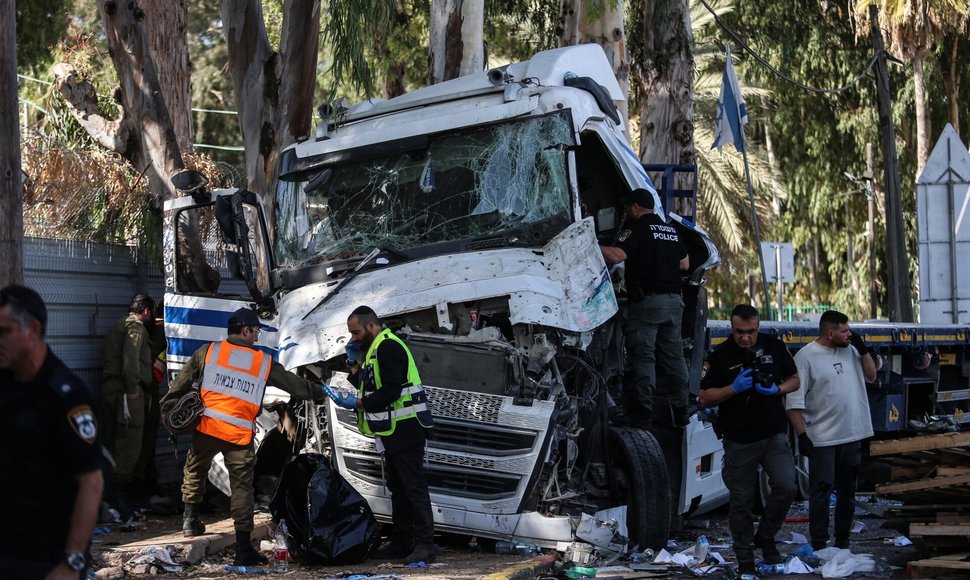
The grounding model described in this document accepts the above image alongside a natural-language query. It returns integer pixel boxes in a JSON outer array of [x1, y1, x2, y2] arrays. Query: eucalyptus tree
[[558, 0, 630, 125], [429, 0, 484, 83], [2, 0, 23, 284]]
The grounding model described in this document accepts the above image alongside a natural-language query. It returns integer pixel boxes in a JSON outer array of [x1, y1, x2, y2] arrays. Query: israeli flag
[[711, 46, 748, 153]]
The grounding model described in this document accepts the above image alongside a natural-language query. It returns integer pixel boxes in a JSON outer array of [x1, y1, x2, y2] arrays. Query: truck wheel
[[607, 426, 671, 551]]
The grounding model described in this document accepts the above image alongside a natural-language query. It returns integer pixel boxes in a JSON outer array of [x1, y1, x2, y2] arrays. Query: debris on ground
[[124, 544, 182, 574]]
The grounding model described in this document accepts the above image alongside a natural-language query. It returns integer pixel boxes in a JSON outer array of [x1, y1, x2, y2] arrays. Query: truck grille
[[428, 418, 537, 456], [343, 455, 520, 500]]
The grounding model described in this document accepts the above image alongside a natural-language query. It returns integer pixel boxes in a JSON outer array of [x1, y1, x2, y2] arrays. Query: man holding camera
[[699, 305, 799, 577], [787, 310, 876, 551]]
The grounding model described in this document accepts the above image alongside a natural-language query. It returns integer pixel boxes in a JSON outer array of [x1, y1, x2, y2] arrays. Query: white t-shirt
[[786, 341, 873, 447]]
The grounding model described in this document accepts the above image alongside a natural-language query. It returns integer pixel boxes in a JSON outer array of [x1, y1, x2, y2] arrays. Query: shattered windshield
[[275, 112, 574, 268]]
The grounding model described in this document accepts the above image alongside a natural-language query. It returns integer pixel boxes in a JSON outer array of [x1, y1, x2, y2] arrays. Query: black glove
[[798, 432, 814, 458], [849, 331, 869, 356]]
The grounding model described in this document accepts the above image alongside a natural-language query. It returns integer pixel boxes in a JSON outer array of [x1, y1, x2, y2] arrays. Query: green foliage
[[485, 0, 560, 59], [14, 0, 73, 71], [321, 0, 396, 99]]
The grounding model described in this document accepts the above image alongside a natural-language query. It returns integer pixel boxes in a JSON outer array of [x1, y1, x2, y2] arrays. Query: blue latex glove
[[732, 368, 754, 393], [754, 382, 780, 396], [345, 340, 362, 366], [323, 384, 358, 410]]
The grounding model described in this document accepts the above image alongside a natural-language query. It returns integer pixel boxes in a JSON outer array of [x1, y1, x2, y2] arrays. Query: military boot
[[182, 504, 206, 537], [234, 531, 268, 566]]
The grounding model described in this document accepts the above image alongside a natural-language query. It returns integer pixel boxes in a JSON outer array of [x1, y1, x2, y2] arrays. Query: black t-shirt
[[349, 339, 426, 454], [0, 348, 103, 565], [617, 212, 687, 294], [699, 333, 797, 443]]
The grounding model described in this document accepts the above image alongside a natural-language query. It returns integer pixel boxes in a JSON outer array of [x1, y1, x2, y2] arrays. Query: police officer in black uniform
[[600, 187, 691, 427], [698, 304, 799, 577], [0, 285, 104, 579]]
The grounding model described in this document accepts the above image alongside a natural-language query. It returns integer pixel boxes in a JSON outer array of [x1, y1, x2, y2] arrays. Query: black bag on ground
[[269, 453, 379, 564]]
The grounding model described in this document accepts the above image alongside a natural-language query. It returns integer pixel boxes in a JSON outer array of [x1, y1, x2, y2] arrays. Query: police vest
[[198, 341, 271, 445], [357, 329, 433, 437]]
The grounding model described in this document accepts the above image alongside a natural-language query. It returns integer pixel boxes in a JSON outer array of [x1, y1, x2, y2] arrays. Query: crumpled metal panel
[[274, 217, 617, 370]]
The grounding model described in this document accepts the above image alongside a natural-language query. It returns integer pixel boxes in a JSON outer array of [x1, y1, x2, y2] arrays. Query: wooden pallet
[[907, 552, 970, 579], [882, 504, 970, 535], [909, 523, 970, 551], [872, 433, 970, 507], [871, 432, 970, 457]]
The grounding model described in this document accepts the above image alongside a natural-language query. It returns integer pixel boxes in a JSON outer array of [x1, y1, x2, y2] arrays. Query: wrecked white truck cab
[[163, 44, 726, 550]]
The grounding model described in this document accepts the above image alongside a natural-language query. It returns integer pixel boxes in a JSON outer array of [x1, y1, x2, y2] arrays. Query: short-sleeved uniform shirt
[[0, 348, 103, 565], [616, 212, 687, 294], [700, 333, 798, 443]]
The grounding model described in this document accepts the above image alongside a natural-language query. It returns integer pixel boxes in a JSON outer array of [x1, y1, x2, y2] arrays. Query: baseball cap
[[625, 188, 656, 209], [228, 308, 269, 329]]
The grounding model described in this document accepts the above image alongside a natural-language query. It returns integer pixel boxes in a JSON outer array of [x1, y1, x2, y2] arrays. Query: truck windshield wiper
[[302, 247, 381, 320]]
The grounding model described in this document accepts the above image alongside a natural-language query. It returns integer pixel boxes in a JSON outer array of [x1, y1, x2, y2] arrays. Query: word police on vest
[[650, 223, 680, 241]]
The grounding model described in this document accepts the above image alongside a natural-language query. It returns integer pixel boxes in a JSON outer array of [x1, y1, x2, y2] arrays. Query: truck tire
[[607, 426, 671, 551]]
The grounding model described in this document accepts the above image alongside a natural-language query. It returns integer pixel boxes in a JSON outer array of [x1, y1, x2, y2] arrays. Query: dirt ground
[[92, 494, 921, 579]]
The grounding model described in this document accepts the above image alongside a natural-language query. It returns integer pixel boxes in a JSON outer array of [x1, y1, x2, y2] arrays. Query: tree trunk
[[146, 0, 192, 152], [941, 35, 962, 135], [0, 0, 23, 285], [429, 0, 484, 84], [913, 56, 930, 175], [221, 0, 320, 239], [637, 0, 694, 215], [383, 3, 409, 99], [96, 0, 185, 204], [558, 0, 630, 131]]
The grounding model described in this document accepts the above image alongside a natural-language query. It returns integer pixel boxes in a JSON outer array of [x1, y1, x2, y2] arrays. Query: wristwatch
[[65, 552, 86, 571]]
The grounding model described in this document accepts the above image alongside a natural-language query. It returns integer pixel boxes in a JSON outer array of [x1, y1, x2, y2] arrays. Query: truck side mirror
[[172, 170, 210, 204]]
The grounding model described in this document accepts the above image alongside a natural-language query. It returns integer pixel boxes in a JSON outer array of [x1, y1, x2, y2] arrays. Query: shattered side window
[[276, 112, 574, 268]]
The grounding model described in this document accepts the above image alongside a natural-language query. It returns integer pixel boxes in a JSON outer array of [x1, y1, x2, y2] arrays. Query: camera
[[741, 346, 774, 388]]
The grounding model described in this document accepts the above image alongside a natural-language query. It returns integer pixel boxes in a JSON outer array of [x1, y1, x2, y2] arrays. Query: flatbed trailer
[[707, 320, 970, 432]]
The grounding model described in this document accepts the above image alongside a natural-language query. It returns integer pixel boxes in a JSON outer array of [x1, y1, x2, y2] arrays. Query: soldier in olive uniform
[[162, 308, 326, 566], [100, 293, 156, 517]]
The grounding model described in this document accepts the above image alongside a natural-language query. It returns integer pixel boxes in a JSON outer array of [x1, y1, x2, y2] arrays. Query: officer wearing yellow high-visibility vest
[[162, 308, 326, 566], [328, 305, 435, 565]]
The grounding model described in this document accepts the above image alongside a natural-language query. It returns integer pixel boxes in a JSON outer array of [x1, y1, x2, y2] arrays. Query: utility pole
[[869, 4, 913, 322], [0, 0, 25, 286], [866, 143, 878, 319]]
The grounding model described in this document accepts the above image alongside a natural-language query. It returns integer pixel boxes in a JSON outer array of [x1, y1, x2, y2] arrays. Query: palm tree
[[857, 0, 970, 173]]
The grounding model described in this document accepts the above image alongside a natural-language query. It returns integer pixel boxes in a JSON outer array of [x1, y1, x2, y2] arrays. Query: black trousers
[[722, 433, 796, 562], [808, 441, 861, 547], [385, 440, 435, 547]]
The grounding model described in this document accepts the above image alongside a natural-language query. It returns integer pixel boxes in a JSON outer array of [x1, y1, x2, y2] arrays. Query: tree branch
[[51, 63, 130, 155]]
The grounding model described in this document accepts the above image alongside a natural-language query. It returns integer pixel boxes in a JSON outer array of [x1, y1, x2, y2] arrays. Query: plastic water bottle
[[495, 540, 542, 555], [694, 534, 709, 562], [756, 562, 789, 575], [272, 519, 289, 572]]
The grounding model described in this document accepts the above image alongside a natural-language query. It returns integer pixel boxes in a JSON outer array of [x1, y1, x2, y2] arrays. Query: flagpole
[[715, 45, 773, 319]]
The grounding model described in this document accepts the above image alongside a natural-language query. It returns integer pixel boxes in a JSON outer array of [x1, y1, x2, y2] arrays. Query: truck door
[[162, 188, 276, 371]]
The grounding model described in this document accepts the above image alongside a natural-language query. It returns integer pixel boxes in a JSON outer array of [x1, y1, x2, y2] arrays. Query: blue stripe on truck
[[167, 337, 279, 359], [165, 305, 278, 332]]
